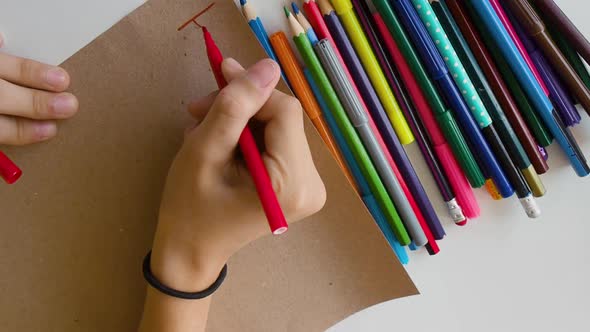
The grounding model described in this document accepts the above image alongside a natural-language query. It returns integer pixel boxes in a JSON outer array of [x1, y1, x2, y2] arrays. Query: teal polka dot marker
[[411, 0, 492, 128]]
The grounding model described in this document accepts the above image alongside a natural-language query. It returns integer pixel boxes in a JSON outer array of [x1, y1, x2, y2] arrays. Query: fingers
[[187, 90, 218, 122], [190, 58, 280, 165], [0, 52, 71, 92], [253, 91, 326, 219], [254, 90, 307, 158], [0, 115, 57, 145], [0, 79, 78, 120]]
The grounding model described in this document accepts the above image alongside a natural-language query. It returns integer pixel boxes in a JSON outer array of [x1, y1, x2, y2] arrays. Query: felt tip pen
[[432, 0, 546, 200], [319, 0, 448, 244], [331, 0, 415, 145], [0, 151, 22, 184], [202, 27, 288, 235], [504, 0, 590, 117], [269, 31, 352, 184], [305, 68, 409, 264], [373, 0, 485, 191], [351, 0, 449, 233], [444, 0, 550, 175], [365, 0, 469, 223], [508, 7, 581, 127], [392, 0, 515, 200], [286, 9, 411, 245], [412, 0, 536, 209], [467, 0, 590, 177], [315, 39, 428, 246]]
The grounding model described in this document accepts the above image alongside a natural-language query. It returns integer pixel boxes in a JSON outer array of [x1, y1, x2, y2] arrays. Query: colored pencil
[[505, 0, 590, 116], [444, 0, 550, 175], [286, 9, 412, 245], [240, 0, 278, 63], [305, 68, 409, 264], [315, 39, 429, 246], [0, 151, 21, 184], [488, 0, 549, 96], [351, 0, 452, 232], [506, 7, 581, 127], [432, 0, 546, 200], [203, 27, 288, 234], [269, 31, 352, 184], [331, 0, 415, 145], [371, 0, 485, 194], [292, 3, 318, 43], [318, 0, 445, 243], [466, 0, 590, 177]]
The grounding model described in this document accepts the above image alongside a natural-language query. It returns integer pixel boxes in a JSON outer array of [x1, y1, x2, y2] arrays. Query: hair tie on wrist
[[143, 251, 228, 300]]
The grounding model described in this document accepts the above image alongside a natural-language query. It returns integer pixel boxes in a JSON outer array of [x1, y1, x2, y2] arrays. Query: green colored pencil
[[285, 8, 411, 245]]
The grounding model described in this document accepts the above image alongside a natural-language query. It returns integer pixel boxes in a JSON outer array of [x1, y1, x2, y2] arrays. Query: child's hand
[[150, 58, 326, 291], [0, 35, 78, 145]]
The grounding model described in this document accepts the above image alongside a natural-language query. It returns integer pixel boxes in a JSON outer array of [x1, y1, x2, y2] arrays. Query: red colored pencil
[[203, 27, 288, 235]]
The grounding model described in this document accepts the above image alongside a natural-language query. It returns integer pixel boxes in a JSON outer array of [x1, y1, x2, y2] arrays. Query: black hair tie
[[143, 251, 228, 300]]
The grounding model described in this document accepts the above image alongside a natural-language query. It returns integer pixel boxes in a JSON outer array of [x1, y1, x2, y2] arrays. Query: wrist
[[150, 226, 227, 293]]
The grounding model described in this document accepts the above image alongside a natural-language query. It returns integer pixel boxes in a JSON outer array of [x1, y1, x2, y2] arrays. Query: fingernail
[[51, 94, 78, 117], [246, 59, 279, 88], [35, 122, 57, 140], [45, 68, 67, 87]]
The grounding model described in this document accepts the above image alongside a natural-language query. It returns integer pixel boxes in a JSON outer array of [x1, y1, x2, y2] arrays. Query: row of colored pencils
[[239, 0, 590, 264]]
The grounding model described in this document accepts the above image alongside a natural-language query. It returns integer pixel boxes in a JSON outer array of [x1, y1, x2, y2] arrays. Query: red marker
[[0, 151, 22, 184], [196, 23, 288, 235]]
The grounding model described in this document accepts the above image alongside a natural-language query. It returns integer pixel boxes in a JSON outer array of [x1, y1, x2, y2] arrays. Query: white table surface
[[1, 0, 589, 331]]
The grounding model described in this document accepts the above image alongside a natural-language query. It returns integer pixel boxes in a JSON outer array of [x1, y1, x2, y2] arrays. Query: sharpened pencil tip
[[284, 6, 291, 18], [291, 2, 300, 14], [239, 0, 247, 5]]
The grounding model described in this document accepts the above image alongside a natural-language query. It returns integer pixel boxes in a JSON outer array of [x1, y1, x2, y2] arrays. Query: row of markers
[[238, 0, 590, 264]]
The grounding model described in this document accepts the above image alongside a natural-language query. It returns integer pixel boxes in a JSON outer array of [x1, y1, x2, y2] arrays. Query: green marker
[[286, 8, 411, 245], [372, 0, 485, 188]]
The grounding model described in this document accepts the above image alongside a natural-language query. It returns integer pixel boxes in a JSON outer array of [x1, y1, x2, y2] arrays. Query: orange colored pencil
[[270, 31, 354, 186]]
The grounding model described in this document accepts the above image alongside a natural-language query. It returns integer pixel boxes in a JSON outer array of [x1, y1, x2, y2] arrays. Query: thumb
[[191, 58, 280, 166]]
